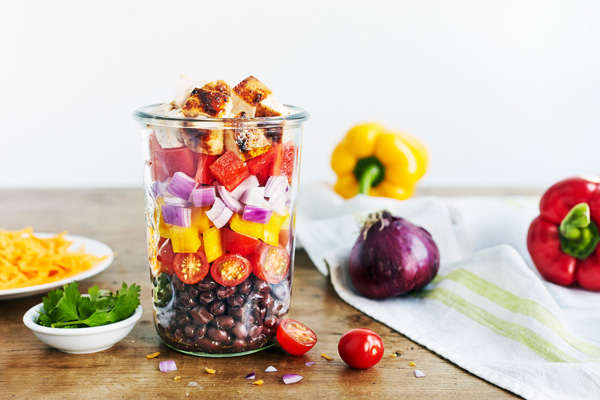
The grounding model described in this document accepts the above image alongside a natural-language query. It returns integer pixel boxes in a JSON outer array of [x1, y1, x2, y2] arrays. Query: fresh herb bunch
[[36, 281, 141, 328]]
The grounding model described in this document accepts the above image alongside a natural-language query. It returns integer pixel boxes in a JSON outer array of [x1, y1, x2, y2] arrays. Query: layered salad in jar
[[136, 75, 308, 356]]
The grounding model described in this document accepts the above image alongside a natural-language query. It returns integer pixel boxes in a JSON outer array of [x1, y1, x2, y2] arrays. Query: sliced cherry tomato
[[157, 238, 175, 275], [211, 254, 252, 286], [276, 319, 317, 356], [338, 328, 384, 369], [250, 242, 290, 284], [173, 250, 209, 284], [222, 227, 260, 256]]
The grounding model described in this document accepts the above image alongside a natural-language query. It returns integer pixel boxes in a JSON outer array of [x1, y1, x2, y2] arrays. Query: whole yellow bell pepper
[[331, 123, 428, 200]]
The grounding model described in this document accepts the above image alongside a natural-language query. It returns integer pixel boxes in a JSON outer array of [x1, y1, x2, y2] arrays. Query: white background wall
[[2, 1, 599, 190]]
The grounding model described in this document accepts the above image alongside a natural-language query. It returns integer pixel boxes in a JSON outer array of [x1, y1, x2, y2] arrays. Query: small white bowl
[[23, 302, 143, 354]]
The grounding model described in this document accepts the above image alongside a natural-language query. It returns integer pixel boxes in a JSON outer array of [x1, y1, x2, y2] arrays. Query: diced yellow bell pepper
[[203, 226, 223, 262], [331, 123, 428, 200], [170, 226, 201, 253], [263, 212, 287, 246], [191, 207, 213, 234], [229, 213, 264, 240]]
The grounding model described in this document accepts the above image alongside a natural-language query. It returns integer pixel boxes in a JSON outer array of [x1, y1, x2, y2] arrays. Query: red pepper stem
[[558, 203, 600, 260]]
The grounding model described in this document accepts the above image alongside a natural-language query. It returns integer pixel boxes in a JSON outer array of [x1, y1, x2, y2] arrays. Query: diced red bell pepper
[[195, 154, 219, 185], [271, 142, 296, 183], [150, 134, 199, 181], [209, 151, 251, 192], [247, 148, 276, 185]]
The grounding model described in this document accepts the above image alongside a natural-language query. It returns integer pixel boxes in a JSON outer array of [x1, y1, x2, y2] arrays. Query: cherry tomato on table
[[173, 250, 209, 284], [250, 242, 290, 284], [338, 328, 384, 369], [276, 319, 317, 356], [211, 254, 252, 286]]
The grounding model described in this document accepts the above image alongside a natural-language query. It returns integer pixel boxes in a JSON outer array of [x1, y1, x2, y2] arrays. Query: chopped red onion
[[192, 186, 216, 207], [163, 195, 193, 208], [264, 366, 277, 372], [159, 360, 177, 372], [239, 187, 266, 207], [415, 370, 426, 378], [282, 374, 303, 384], [245, 372, 256, 380], [304, 362, 315, 366], [243, 205, 273, 224], [268, 193, 287, 215], [206, 198, 233, 229], [167, 172, 197, 201], [152, 179, 169, 198], [230, 175, 259, 200], [217, 185, 244, 214], [161, 205, 191, 227], [264, 176, 289, 198]]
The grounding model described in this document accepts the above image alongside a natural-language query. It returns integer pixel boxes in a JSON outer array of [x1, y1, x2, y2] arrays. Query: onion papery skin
[[348, 212, 440, 299]]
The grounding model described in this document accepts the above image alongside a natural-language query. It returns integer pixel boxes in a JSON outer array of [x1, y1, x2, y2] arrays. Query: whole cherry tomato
[[276, 319, 317, 356], [338, 328, 384, 369]]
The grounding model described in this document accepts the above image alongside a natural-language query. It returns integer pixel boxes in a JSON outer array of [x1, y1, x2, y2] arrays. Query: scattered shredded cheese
[[146, 352, 161, 359], [205, 367, 216, 374], [321, 353, 333, 361], [0, 228, 108, 290], [252, 380, 264, 385], [409, 361, 416, 367], [173, 376, 181, 380], [388, 353, 398, 358]]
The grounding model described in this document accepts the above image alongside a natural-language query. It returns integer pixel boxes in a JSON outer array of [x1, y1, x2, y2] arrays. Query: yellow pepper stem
[[354, 156, 385, 195]]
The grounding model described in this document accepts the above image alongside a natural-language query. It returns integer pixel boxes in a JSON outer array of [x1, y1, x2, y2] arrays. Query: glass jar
[[133, 105, 308, 356]]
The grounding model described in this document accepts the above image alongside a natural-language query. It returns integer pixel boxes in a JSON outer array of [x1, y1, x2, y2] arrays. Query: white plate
[[0, 233, 114, 301]]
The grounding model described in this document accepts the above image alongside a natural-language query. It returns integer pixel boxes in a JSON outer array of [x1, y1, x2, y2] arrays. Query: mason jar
[[133, 105, 308, 356]]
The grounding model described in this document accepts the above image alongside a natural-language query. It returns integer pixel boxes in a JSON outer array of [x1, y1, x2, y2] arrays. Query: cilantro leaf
[[42, 287, 64, 314], [49, 282, 81, 325], [77, 296, 95, 320]]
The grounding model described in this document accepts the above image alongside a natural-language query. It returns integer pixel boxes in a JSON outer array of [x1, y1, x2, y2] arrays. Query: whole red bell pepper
[[527, 176, 600, 290]]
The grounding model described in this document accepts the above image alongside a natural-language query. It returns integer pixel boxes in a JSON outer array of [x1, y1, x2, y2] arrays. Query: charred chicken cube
[[232, 76, 272, 117], [183, 86, 232, 118], [255, 97, 290, 117]]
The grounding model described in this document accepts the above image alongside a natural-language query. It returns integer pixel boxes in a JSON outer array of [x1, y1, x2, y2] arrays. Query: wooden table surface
[[0, 188, 527, 399]]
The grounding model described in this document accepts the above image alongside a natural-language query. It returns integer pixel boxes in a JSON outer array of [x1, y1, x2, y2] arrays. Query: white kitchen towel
[[296, 185, 600, 400]]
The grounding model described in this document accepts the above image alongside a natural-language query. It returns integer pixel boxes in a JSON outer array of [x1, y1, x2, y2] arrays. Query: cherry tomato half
[[338, 328, 384, 369], [250, 242, 290, 284], [211, 254, 252, 287], [173, 250, 209, 284], [276, 319, 317, 356], [222, 227, 260, 256]]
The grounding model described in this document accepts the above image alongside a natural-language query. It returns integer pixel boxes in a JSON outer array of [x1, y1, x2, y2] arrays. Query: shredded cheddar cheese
[[0, 228, 107, 290]]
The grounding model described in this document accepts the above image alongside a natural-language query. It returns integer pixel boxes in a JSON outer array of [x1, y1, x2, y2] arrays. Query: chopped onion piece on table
[[167, 172, 197, 200], [217, 185, 244, 214], [264, 366, 277, 372], [243, 205, 273, 224], [161, 205, 191, 227], [415, 370, 426, 378], [230, 175, 259, 200], [245, 372, 256, 380], [304, 362, 315, 366], [283, 374, 303, 384], [159, 360, 177, 372], [206, 198, 233, 229], [192, 186, 216, 207]]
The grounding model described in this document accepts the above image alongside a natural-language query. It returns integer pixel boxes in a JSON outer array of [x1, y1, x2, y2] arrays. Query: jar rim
[[132, 103, 309, 124]]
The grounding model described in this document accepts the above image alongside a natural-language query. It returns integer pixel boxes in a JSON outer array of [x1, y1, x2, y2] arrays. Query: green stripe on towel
[[414, 287, 578, 363], [445, 268, 600, 358]]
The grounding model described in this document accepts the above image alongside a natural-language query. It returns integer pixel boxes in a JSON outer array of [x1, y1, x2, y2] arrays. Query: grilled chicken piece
[[224, 111, 272, 161], [231, 76, 272, 117], [255, 97, 290, 117], [182, 126, 224, 155], [182, 82, 232, 118]]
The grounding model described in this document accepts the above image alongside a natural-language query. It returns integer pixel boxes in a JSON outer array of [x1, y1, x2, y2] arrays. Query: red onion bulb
[[349, 211, 440, 299]]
